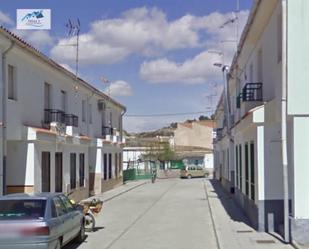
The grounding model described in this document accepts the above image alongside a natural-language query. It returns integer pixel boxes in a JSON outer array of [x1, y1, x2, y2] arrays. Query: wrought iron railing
[[242, 83, 263, 102], [102, 126, 113, 136], [65, 114, 78, 127], [44, 109, 65, 124]]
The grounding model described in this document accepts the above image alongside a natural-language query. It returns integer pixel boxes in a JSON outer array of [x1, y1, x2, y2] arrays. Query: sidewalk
[[86, 180, 148, 203], [205, 179, 294, 249]]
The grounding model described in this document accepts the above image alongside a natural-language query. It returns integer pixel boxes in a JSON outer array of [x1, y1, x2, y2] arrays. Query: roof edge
[[0, 26, 126, 110]]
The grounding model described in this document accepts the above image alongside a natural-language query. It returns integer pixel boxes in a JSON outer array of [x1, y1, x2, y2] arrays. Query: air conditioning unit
[[98, 100, 106, 111], [50, 122, 66, 135]]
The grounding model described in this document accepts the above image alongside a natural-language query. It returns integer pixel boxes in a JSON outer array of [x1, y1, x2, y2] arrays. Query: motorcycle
[[79, 198, 104, 232]]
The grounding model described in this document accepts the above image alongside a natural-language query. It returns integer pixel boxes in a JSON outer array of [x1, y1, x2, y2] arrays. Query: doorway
[[55, 152, 63, 192]]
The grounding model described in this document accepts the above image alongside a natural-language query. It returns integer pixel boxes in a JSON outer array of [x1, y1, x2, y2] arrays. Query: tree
[[142, 142, 175, 164], [198, 115, 210, 121]]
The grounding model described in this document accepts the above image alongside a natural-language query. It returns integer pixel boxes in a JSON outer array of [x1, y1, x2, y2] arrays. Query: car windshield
[[0, 199, 46, 220]]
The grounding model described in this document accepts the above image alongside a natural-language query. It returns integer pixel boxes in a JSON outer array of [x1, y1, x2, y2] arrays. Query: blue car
[[0, 193, 85, 249]]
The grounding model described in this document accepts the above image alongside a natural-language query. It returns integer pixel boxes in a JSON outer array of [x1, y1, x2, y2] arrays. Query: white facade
[[0, 27, 126, 201], [213, 0, 309, 244]]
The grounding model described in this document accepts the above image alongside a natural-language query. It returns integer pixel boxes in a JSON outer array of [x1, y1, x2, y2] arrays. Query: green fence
[[170, 160, 185, 170], [123, 168, 152, 182]]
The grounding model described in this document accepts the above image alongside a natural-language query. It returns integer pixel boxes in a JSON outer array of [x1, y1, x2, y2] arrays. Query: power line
[[125, 110, 213, 118]]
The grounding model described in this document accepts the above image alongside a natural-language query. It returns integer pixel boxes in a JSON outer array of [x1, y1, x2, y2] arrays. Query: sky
[[0, 0, 253, 132]]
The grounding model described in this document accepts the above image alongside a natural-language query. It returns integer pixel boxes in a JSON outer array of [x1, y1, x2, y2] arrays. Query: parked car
[[0, 193, 85, 249], [180, 166, 207, 179]]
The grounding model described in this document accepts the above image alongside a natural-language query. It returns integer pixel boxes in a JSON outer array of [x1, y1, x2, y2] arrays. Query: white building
[[172, 121, 214, 172], [213, 0, 309, 245], [0, 27, 126, 202]]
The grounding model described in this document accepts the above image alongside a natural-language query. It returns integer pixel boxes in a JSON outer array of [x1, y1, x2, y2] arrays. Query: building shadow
[[208, 179, 253, 228]]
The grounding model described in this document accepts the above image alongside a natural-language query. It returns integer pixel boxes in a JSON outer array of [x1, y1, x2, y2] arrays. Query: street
[[65, 179, 293, 249]]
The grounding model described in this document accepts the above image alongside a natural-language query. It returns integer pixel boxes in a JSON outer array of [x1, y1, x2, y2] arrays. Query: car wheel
[[55, 239, 61, 249], [187, 174, 192, 179], [76, 221, 86, 243], [85, 213, 95, 232]]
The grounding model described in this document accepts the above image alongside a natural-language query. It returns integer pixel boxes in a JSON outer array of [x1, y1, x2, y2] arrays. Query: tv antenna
[[65, 18, 81, 93]]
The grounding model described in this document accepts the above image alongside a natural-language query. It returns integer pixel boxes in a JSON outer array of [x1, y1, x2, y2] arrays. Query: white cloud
[[0, 11, 13, 26], [12, 29, 54, 49], [140, 51, 222, 84], [50, 7, 248, 65], [51, 34, 130, 65], [106, 80, 133, 97], [139, 10, 249, 84]]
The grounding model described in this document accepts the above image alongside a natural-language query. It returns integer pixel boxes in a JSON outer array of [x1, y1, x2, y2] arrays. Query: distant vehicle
[[180, 166, 208, 179], [0, 193, 85, 249]]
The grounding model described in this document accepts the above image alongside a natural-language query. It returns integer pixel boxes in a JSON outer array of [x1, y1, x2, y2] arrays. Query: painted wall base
[[101, 177, 123, 192]]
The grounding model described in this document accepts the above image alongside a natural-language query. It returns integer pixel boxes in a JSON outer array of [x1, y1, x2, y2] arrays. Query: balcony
[[242, 83, 263, 102], [102, 126, 113, 141], [237, 83, 263, 117], [65, 114, 78, 127], [44, 109, 65, 124]]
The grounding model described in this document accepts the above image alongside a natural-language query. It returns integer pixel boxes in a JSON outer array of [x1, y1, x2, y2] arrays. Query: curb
[[103, 181, 148, 202]]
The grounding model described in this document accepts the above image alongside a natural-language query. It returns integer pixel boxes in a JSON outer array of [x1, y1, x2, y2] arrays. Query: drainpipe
[[281, 0, 289, 243], [1, 41, 14, 196], [86, 91, 95, 136], [222, 66, 231, 131], [223, 66, 235, 191]]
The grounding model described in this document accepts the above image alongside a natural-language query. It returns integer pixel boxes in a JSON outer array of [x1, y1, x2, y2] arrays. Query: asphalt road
[[65, 178, 218, 249]]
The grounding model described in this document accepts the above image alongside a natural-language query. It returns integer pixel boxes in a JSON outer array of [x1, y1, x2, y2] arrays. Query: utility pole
[[65, 19, 80, 94]]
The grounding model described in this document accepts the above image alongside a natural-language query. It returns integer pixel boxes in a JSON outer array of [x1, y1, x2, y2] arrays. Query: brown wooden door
[[42, 152, 51, 192], [55, 152, 63, 192]]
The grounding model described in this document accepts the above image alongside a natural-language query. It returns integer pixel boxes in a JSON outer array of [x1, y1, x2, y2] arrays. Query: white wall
[[4, 45, 123, 141]]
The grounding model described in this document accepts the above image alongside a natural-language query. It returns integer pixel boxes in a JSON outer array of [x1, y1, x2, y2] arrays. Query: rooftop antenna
[[65, 18, 81, 94], [100, 76, 111, 97]]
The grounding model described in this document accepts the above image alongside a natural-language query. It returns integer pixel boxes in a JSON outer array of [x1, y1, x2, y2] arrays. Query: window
[[115, 153, 118, 178], [249, 63, 254, 82], [277, 12, 282, 63], [235, 146, 239, 188], [226, 149, 230, 180], [245, 143, 249, 196], [70, 153, 76, 189], [51, 201, 58, 218], [250, 142, 255, 200], [258, 49, 263, 82], [44, 82, 51, 109], [104, 154, 108, 180], [89, 104, 92, 124], [82, 100, 86, 122], [59, 195, 74, 212], [53, 197, 66, 216], [60, 90, 67, 112], [8, 64, 17, 100], [79, 153, 85, 187], [41, 152, 50, 192], [119, 153, 122, 175], [239, 145, 242, 191], [108, 153, 112, 179], [0, 200, 46, 220], [109, 111, 112, 126]]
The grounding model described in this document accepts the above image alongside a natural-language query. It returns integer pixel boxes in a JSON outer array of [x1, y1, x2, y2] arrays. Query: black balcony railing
[[215, 128, 223, 140], [242, 83, 263, 102], [102, 126, 113, 136], [44, 109, 65, 124], [65, 114, 79, 127]]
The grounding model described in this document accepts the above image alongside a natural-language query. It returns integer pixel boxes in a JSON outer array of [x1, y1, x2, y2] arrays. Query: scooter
[[80, 198, 104, 232]]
